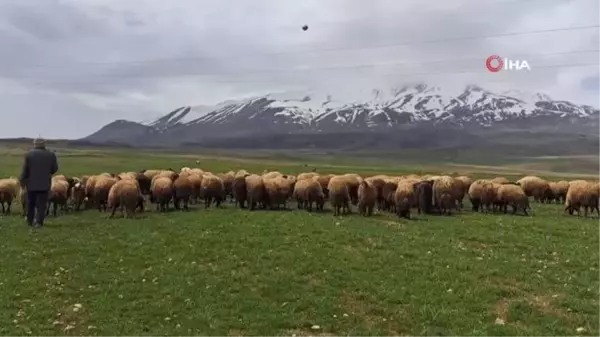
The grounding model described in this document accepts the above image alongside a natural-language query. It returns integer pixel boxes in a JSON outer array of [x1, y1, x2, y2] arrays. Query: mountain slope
[[82, 83, 599, 150]]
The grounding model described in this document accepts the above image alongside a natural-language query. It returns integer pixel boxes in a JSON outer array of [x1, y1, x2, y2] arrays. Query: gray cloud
[[0, 0, 598, 138]]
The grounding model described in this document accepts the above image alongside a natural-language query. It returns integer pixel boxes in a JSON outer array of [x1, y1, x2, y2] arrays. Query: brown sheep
[[382, 180, 399, 213], [365, 175, 388, 211], [52, 174, 76, 199], [236, 169, 249, 177], [119, 171, 151, 196], [496, 184, 530, 215], [285, 175, 298, 199], [70, 181, 86, 211], [93, 176, 119, 212], [357, 180, 377, 216], [328, 176, 351, 216], [245, 174, 267, 211], [117, 172, 150, 209], [454, 176, 472, 207], [516, 176, 551, 202], [19, 186, 27, 216], [79, 175, 89, 187], [263, 176, 292, 210], [219, 171, 236, 202], [341, 173, 363, 205], [0, 177, 20, 214], [200, 174, 225, 208], [394, 180, 416, 219], [47, 179, 70, 216], [118, 172, 137, 181], [262, 171, 282, 180], [316, 174, 334, 199], [173, 175, 193, 211], [84, 175, 99, 209], [297, 172, 319, 181], [187, 173, 203, 205], [414, 180, 434, 214], [293, 177, 324, 212], [150, 176, 174, 212], [141, 169, 161, 182], [233, 171, 250, 208], [468, 179, 498, 212], [107, 179, 143, 218], [292, 179, 309, 209], [548, 180, 569, 204], [152, 170, 178, 183], [490, 177, 511, 185], [432, 176, 457, 215], [565, 181, 599, 217]]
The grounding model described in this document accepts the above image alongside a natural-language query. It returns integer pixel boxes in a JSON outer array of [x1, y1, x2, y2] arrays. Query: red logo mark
[[485, 55, 504, 72]]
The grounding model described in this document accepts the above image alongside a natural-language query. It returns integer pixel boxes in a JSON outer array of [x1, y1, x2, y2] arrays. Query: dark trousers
[[26, 190, 49, 226]]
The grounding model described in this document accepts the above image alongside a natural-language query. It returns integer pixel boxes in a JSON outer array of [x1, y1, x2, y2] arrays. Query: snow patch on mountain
[[140, 83, 598, 132], [501, 89, 553, 103]]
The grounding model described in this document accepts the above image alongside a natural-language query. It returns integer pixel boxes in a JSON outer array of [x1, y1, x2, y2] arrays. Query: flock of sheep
[[0, 167, 598, 220]]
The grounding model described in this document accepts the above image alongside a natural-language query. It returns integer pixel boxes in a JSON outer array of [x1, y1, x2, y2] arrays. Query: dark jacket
[[19, 148, 59, 192]]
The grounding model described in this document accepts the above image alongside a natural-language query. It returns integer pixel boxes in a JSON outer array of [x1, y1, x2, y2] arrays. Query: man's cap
[[33, 135, 46, 148]]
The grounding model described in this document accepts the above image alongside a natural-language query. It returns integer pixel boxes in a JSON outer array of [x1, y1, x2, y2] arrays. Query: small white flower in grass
[[494, 318, 505, 325], [343, 313, 348, 317], [333, 314, 337, 318], [73, 303, 82, 312], [447, 288, 453, 293], [118, 294, 123, 299], [576, 327, 585, 333], [168, 258, 173, 262], [311, 324, 320, 330], [64, 324, 75, 331], [88, 325, 97, 330], [164, 317, 171, 321]]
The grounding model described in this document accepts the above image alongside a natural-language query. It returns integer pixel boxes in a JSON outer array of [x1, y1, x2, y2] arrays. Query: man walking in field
[[19, 136, 59, 228]]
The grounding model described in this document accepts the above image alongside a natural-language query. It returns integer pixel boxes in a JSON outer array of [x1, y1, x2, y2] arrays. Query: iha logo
[[485, 55, 531, 72]]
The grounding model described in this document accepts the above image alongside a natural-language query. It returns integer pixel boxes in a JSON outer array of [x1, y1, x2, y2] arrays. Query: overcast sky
[[0, 0, 598, 138]]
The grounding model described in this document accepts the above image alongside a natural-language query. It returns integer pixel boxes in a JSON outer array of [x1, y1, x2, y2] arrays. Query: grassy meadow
[[0, 142, 598, 336]]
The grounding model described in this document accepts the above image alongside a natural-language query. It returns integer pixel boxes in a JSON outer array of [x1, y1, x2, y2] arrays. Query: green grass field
[[0, 144, 598, 336]]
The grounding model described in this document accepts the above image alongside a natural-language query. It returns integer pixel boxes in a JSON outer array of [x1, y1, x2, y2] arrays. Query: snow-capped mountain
[[83, 83, 599, 148]]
